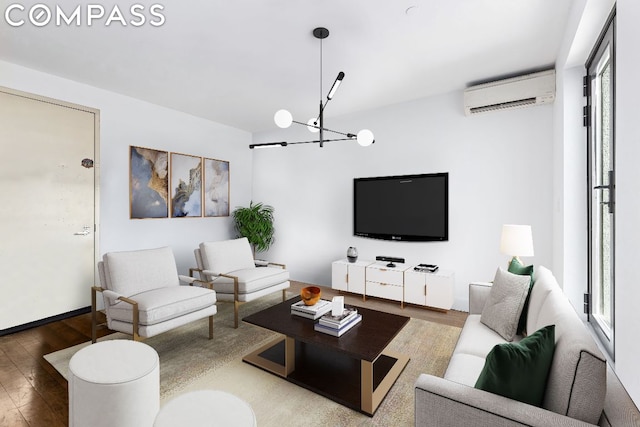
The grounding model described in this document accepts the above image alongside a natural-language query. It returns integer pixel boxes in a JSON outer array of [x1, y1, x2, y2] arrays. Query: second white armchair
[[192, 237, 290, 328]]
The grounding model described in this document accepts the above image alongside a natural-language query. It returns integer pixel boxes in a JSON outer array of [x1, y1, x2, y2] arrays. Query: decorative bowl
[[300, 286, 322, 306]]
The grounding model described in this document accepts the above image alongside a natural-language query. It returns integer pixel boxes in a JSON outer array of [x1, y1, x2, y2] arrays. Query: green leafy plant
[[232, 201, 275, 254]]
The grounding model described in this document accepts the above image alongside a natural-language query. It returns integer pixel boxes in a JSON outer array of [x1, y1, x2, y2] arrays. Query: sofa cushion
[[212, 267, 290, 294], [199, 238, 255, 275], [508, 258, 534, 335], [444, 353, 487, 387], [103, 247, 180, 297], [451, 315, 521, 359], [475, 325, 556, 407], [108, 285, 217, 326], [535, 288, 607, 424], [480, 268, 530, 341], [526, 265, 556, 333]]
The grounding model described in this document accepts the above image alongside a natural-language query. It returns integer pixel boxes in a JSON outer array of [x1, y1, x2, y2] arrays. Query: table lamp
[[500, 224, 534, 264]]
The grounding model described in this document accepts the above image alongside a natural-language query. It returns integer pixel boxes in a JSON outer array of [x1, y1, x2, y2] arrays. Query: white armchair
[[91, 246, 217, 342], [191, 237, 290, 328]]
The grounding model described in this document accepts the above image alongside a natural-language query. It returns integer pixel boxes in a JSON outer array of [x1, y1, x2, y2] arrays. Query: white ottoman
[[69, 339, 160, 427], [154, 390, 256, 427]]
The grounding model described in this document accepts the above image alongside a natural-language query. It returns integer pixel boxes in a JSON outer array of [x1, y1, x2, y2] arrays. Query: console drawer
[[366, 268, 404, 286], [366, 281, 403, 301]]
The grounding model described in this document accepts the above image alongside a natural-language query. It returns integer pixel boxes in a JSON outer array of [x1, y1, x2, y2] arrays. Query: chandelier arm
[[291, 120, 356, 138], [288, 138, 354, 145]]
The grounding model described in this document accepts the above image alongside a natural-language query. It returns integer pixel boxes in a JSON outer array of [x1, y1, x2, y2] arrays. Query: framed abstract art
[[170, 153, 203, 218], [130, 146, 169, 219], [203, 157, 230, 217]]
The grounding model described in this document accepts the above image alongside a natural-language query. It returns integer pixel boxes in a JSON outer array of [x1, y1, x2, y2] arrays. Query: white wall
[[614, 0, 640, 406], [252, 91, 554, 310], [0, 60, 253, 275], [553, 65, 588, 318]]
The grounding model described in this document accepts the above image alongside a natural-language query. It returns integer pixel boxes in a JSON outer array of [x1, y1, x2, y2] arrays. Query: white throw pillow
[[480, 267, 530, 341]]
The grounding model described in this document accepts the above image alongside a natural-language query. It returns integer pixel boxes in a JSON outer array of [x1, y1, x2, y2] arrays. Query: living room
[[2, 0, 640, 425]]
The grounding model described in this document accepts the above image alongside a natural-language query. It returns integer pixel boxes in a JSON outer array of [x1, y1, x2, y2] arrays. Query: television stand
[[331, 259, 454, 311]]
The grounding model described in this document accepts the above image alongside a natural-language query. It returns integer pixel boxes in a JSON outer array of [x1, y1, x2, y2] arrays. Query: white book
[[290, 299, 332, 315], [318, 308, 358, 328], [314, 314, 362, 337], [291, 309, 328, 320]]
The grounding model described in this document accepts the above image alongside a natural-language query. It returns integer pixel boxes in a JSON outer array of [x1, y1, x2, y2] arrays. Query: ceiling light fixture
[[250, 27, 375, 150]]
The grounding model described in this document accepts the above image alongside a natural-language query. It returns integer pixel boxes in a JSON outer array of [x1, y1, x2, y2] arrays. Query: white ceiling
[[0, 0, 604, 133]]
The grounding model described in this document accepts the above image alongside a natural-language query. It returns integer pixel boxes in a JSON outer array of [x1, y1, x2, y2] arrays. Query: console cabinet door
[[404, 271, 427, 305], [331, 262, 348, 291], [425, 273, 454, 310], [347, 264, 366, 294]]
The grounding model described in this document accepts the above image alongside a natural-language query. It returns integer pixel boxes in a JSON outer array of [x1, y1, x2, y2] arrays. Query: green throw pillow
[[508, 258, 534, 335], [474, 325, 555, 407]]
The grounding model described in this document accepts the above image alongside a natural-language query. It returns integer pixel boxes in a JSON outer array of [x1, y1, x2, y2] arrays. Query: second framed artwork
[[170, 153, 202, 217]]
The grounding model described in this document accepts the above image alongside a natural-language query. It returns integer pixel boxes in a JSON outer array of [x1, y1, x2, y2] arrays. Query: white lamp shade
[[500, 224, 534, 257], [357, 129, 374, 146], [274, 109, 293, 128], [306, 118, 320, 133]]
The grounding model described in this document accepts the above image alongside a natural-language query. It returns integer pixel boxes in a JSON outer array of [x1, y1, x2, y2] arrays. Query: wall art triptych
[[129, 146, 229, 219]]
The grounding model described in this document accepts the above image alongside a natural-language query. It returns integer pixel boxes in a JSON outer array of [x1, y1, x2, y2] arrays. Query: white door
[[0, 87, 99, 331]]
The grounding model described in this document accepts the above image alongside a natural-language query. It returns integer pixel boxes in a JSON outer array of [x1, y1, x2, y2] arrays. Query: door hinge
[[583, 105, 591, 127], [583, 75, 590, 97], [583, 293, 590, 314]]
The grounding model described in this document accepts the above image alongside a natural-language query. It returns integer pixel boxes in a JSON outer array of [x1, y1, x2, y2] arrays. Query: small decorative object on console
[[347, 246, 358, 263], [414, 264, 439, 273], [376, 256, 405, 267], [300, 286, 322, 306]]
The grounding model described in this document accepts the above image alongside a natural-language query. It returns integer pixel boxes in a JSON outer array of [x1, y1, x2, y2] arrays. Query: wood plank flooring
[[0, 281, 467, 426]]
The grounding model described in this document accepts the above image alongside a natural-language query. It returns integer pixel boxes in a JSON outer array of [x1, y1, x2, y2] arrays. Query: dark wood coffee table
[[242, 297, 410, 416]]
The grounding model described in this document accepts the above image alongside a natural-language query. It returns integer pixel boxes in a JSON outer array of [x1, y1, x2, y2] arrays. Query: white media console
[[331, 259, 454, 311]]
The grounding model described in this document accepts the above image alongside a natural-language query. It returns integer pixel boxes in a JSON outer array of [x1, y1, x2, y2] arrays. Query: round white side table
[[154, 390, 257, 427], [69, 339, 160, 427]]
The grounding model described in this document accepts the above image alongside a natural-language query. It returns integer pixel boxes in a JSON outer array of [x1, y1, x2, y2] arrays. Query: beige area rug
[[45, 293, 461, 426]]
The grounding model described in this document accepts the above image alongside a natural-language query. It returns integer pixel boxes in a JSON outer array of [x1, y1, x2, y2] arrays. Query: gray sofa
[[415, 265, 607, 426]]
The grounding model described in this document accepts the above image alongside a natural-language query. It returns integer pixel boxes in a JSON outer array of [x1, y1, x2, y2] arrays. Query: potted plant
[[232, 201, 275, 255]]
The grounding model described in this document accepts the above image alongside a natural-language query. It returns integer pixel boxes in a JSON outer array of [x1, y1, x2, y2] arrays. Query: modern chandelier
[[249, 27, 375, 149]]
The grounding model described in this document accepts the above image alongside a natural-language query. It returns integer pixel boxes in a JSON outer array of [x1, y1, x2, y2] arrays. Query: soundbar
[[376, 256, 405, 267]]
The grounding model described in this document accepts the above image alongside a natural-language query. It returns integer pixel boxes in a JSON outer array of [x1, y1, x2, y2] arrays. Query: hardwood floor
[[0, 312, 111, 427], [0, 281, 467, 426]]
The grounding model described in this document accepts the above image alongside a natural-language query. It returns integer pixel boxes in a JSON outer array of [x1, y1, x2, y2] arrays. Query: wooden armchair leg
[[234, 301, 240, 329], [208, 315, 214, 339], [282, 289, 287, 302]]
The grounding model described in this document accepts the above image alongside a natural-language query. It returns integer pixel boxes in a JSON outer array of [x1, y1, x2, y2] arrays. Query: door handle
[[74, 226, 91, 236], [593, 170, 615, 214]]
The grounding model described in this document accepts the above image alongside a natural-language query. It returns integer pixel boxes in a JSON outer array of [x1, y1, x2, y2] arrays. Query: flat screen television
[[353, 173, 448, 242]]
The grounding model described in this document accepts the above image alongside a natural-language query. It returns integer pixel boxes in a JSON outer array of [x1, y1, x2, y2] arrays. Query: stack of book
[[290, 299, 333, 320], [314, 307, 362, 337]]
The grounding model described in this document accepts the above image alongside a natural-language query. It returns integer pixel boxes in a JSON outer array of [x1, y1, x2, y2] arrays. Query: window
[[586, 10, 615, 358]]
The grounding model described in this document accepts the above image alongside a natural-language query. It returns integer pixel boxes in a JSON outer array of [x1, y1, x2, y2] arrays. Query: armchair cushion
[[109, 286, 217, 326], [103, 247, 179, 297], [199, 238, 255, 275], [213, 267, 290, 295]]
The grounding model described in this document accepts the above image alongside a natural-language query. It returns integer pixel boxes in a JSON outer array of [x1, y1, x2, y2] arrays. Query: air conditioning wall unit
[[463, 69, 556, 116]]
